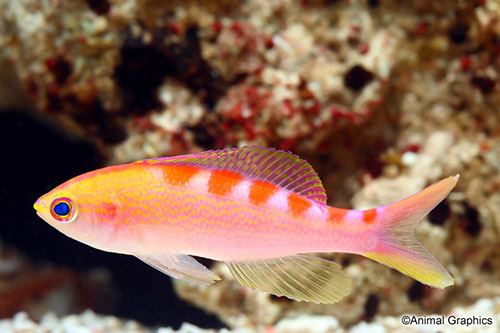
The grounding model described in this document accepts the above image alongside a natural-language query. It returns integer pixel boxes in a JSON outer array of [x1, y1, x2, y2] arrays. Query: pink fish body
[[34, 147, 457, 303]]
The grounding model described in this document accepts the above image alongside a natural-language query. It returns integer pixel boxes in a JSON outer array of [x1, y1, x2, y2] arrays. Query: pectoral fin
[[226, 255, 351, 303], [136, 253, 221, 285]]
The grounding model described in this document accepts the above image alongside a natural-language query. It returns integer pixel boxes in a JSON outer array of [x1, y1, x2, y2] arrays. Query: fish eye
[[50, 197, 77, 223]]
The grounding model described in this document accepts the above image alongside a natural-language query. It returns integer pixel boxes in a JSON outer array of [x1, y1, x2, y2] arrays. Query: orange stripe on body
[[327, 207, 347, 224], [249, 180, 278, 205], [363, 208, 377, 224], [162, 165, 200, 186], [287, 193, 312, 217], [207, 170, 244, 196]]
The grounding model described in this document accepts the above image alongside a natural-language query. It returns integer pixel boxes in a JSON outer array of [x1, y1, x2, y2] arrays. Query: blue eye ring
[[50, 197, 77, 223]]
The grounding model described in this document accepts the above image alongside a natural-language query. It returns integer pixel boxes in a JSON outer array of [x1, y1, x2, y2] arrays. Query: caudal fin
[[363, 175, 459, 288]]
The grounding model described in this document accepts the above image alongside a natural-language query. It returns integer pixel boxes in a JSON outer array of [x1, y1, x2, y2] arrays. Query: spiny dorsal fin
[[227, 255, 351, 303], [136, 146, 327, 204]]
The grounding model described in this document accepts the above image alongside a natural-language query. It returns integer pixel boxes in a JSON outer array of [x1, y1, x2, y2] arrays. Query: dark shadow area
[[0, 111, 225, 329], [115, 26, 228, 116]]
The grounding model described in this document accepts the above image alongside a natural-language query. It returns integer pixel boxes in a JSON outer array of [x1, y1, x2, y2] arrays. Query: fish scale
[[34, 146, 458, 303], [157, 164, 317, 220]]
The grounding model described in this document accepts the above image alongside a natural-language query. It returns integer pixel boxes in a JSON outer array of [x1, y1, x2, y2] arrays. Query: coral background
[[1, 0, 500, 331]]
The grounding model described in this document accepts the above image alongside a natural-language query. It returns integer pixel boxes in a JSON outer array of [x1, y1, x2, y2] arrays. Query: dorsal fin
[[135, 146, 327, 204]]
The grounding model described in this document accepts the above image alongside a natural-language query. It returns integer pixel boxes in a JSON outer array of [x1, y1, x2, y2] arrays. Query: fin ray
[[227, 255, 351, 304], [363, 175, 458, 288], [282, 257, 331, 301], [136, 253, 221, 285], [135, 146, 327, 204]]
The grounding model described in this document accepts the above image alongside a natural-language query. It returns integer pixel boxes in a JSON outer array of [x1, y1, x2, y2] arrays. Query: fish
[[34, 146, 458, 303]]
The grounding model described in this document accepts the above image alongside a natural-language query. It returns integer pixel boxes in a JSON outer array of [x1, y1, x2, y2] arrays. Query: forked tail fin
[[363, 175, 459, 288]]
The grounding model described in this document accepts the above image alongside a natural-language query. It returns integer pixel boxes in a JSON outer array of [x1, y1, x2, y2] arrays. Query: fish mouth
[[33, 200, 42, 212], [34, 200, 47, 221]]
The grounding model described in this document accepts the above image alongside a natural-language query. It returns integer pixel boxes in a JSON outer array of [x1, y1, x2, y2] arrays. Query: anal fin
[[227, 255, 351, 303], [136, 253, 221, 285]]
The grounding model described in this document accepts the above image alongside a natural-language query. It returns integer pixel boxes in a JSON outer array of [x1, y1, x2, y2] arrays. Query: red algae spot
[[287, 193, 312, 217], [400, 143, 421, 154], [162, 165, 199, 186], [265, 37, 274, 49], [358, 43, 370, 55], [213, 21, 222, 34], [328, 208, 347, 224], [208, 170, 244, 196], [460, 55, 472, 71], [249, 180, 278, 205], [230, 22, 246, 38], [44, 57, 72, 84], [363, 209, 377, 224], [416, 21, 429, 35], [170, 22, 182, 35]]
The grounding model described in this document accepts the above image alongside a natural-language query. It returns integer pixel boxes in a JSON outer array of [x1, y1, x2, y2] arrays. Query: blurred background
[[0, 0, 499, 332]]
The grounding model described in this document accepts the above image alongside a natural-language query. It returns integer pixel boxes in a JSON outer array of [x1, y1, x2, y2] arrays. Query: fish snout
[[33, 199, 42, 212]]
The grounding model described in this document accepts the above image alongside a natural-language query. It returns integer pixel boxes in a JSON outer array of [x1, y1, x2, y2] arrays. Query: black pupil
[[54, 202, 70, 216]]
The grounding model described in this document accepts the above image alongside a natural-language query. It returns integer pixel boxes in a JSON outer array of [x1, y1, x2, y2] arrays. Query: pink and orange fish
[[34, 146, 457, 303]]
